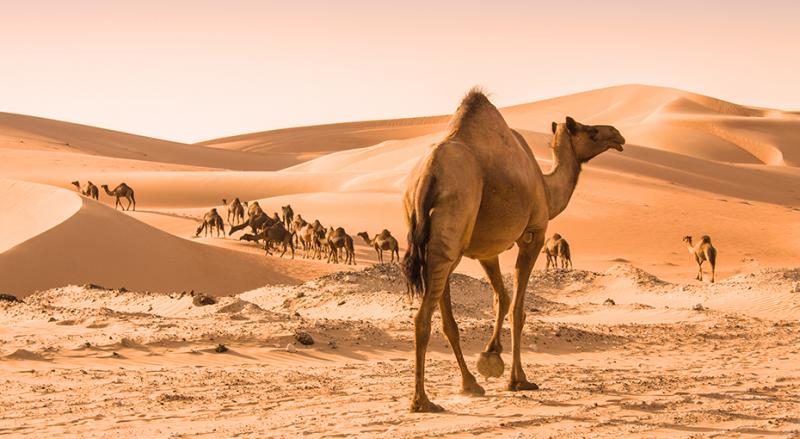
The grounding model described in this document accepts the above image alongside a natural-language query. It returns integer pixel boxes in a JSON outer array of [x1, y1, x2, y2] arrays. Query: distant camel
[[261, 223, 295, 258], [101, 183, 136, 211], [223, 198, 245, 225], [683, 235, 717, 282], [542, 233, 572, 270], [229, 211, 277, 236], [71, 181, 99, 200], [297, 223, 317, 258], [282, 205, 294, 230], [196, 208, 224, 237], [326, 227, 355, 265], [402, 89, 624, 412], [357, 230, 400, 263]]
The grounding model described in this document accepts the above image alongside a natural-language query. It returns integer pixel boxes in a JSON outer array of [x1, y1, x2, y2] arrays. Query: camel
[[101, 183, 136, 211], [402, 89, 624, 412], [195, 208, 224, 237], [683, 235, 717, 282], [357, 230, 400, 263], [223, 198, 245, 226], [71, 181, 99, 200], [229, 211, 277, 236], [239, 233, 259, 243], [297, 224, 318, 258], [326, 227, 355, 265], [281, 205, 294, 231], [260, 223, 295, 258], [542, 233, 572, 270]]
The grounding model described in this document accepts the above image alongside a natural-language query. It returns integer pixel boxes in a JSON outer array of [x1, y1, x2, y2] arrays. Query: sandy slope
[[0, 112, 286, 171], [2, 265, 798, 437], [0, 179, 334, 296]]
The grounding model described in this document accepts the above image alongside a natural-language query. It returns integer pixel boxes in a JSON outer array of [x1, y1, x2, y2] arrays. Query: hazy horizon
[[2, 0, 798, 143]]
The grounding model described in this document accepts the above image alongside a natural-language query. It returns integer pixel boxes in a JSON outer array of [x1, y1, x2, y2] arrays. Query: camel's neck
[[103, 187, 114, 196], [542, 130, 581, 220], [686, 243, 695, 254]]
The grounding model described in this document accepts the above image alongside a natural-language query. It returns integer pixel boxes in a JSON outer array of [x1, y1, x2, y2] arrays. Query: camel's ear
[[565, 117, 578, 135], [551, 121, 557, 134]]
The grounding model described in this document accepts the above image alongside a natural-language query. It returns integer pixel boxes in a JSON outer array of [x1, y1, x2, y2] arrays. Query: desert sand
[[1, 84, 799, 437]]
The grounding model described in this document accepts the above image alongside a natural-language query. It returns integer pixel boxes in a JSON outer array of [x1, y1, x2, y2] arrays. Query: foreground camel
[[683, 235, 717, 282], [71, 181, 99, 200], [195, 208, 224, 237], [402, 89, 624, 412], [542, 233, 572, 270], [357, 230, 400, 263], [101, 183, 136, 211], [223, 198, 245, 225]]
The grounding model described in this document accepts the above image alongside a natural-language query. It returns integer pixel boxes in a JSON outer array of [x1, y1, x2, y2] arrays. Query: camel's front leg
[[508, 231, 545, 391], [697, 260, 704, 281], [476, 256, 509, 379]]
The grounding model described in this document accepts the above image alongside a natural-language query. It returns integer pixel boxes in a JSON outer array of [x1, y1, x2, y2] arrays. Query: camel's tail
[[402, 173, 437, 298]]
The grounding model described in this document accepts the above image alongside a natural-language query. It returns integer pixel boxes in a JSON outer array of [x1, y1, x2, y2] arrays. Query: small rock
[[328, 340, 337, 349], [119, 287, 128, 293], [286, 343, 297, 353], [792, 282, 800, 293], [337, 300, 346, 306], [48, 317, 57, 322], [296, 291, 305, 298], [295, 331, 314, 345], [0, 293, 20, 303], [214, 344, 228, 353], [693, 303, 705, 311], [603, 298, 615, 306], [192, 294, 216, 306]]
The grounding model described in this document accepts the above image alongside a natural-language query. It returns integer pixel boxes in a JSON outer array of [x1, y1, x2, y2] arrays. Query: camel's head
[[357, 231, 369, 239], [71, 181, 79, 187], [101, 184, 109, 189], [210, 208, 218, 213], [682, 235, 693, 244], [552, 117, 625, 163]]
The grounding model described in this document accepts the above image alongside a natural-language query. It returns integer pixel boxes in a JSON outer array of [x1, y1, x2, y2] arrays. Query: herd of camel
[[195, 199, 401, 265]]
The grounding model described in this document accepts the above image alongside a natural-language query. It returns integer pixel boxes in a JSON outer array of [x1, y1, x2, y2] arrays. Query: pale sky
[[1, 0, 798, 143]]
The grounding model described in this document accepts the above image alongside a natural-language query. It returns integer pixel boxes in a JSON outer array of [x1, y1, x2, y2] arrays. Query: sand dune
[[0, 112, 285, 171], [0, 179, 303, 296]]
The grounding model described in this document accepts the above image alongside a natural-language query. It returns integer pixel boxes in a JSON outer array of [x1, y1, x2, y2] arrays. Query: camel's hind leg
[[476, 256, 510, 379], [411, 250, 459, 413], [439, 272, 484, 396], [508, 230, 545, 391], [697, 260, 704, 281]]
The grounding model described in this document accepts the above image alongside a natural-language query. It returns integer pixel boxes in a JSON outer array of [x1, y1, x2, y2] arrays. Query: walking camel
[[71, 181, 99, 200], [402, 89, 624, 412], [195, 208, 224, 237], [542, 233, 572, 270], [101, 183, 136, 211], [357, 230, 400, 263], [223, 198, 245, 225], [683, 235, 717, 282]]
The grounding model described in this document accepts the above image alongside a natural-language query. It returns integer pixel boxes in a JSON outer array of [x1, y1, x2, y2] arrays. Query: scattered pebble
[[192, 294, 217, 306], [295, 331, 314, 345], [603, 298, 616, 306], [286, 343, 297, 353], [214, 344, 228, 353]]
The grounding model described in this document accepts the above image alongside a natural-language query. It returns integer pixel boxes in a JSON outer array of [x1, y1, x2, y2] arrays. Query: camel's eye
[[589, 127, 599, 140]]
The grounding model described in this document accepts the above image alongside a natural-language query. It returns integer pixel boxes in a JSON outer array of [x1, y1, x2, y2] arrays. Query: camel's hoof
[[461, 380, 486, 396], [507, 380, 539, 391], [410, 398, 445, 413], [476, 351, 504, 378]]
